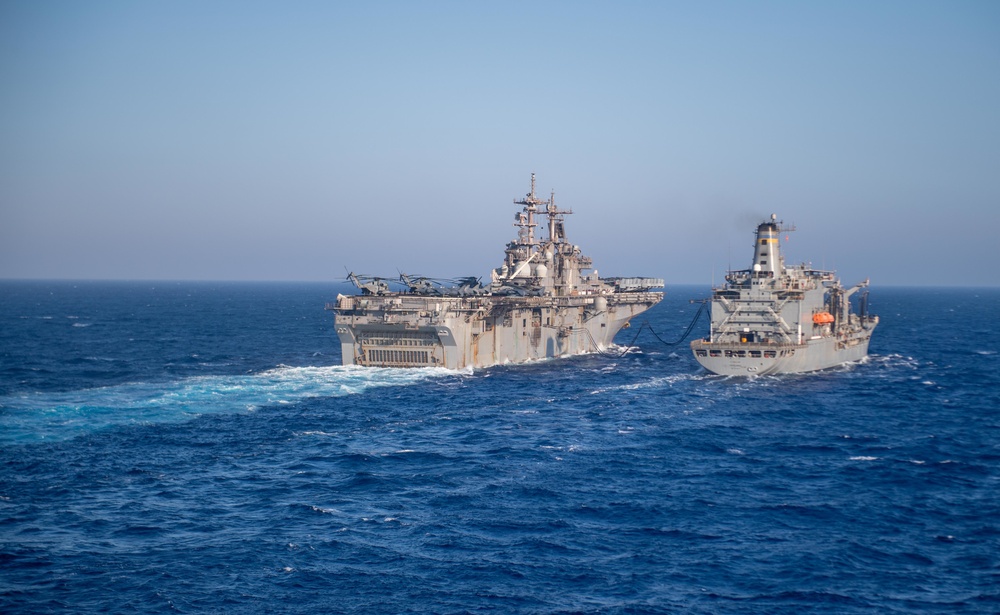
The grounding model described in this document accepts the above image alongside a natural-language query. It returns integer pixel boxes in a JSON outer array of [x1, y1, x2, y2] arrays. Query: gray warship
[[329, 174, 664, 369], [691, 214, 878, 376]]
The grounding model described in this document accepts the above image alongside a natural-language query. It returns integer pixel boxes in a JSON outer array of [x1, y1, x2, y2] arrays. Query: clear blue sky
[[2, 1, 998, 286]]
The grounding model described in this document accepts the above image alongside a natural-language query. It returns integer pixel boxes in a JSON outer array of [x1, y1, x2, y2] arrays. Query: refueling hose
[[589, 300, 708, 358]]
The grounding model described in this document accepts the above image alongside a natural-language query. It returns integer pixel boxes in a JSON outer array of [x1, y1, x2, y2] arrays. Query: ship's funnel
[[752, 214, 781, 276]]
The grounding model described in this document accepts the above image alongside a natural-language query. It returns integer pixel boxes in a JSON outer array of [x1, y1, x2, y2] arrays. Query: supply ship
[[329, 174, 664, 369], [691, 214, 878, 375]]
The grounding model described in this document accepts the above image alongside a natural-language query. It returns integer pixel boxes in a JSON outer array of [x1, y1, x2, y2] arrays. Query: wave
[[588, 372, 707, 395], [0, 365, 467, 445], [868, 353, 921, 370]]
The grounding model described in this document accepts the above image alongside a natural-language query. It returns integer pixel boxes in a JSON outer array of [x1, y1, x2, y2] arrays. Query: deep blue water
[[1, 281, 998, 614]]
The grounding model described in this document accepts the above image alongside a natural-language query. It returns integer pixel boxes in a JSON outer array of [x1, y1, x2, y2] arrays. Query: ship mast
[[513, 172, 547, 246], [545, 190, 573, 244], [513, 173, 574, 246]]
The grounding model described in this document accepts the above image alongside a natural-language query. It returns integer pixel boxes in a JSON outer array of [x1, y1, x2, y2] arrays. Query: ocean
[[1, 281, 998, 613]]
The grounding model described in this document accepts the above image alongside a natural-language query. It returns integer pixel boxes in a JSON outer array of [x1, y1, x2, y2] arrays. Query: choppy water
[[1, 281, 998, 613]]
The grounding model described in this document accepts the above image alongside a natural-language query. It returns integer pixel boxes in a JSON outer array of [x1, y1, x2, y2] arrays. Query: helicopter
[[398, 272, 487, 296]]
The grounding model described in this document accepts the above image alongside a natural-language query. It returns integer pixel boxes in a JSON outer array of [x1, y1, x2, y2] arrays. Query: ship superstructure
[[691, 214, 878, 376], [329, 174, 664, 369]]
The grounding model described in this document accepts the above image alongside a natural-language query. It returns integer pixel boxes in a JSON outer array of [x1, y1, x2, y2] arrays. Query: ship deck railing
[[692, 339, 802, 350], [329, 290, 663, 313]]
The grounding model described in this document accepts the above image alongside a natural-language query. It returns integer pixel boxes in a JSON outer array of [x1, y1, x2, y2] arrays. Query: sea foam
[[0, 365, 465, 444]]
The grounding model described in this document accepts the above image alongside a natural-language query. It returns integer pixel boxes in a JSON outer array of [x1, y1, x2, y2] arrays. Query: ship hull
[[332, 173, 664, 369], [333, 293, 661, 370], [691, 329, 875, 376], [688, 213, 879, 376]]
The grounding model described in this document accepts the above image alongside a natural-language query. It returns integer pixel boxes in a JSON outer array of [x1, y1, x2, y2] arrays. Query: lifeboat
[[812, 311, 834, 325]]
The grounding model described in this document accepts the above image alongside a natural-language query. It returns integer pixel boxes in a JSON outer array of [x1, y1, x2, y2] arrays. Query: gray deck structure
[[330, 175, 663, 369], [691, 214, 878, 376]]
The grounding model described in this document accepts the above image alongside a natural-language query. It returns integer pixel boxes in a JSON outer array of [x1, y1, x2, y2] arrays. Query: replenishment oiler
[[329, 174, 664, 369], [691, 214, 878, 376]]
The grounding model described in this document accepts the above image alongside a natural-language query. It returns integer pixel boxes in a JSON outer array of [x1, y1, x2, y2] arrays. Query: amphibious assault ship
[[691, 214, 878, 376], [329, 174, 664, 369]]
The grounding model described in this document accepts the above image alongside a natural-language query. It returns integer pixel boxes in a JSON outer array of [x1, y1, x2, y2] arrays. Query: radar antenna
[[512, 172, 548, 245]]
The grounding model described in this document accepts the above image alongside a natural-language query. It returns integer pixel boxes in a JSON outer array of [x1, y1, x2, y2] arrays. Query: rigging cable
[[591, 320, 649, 359], [583, 300, 709, 358], [645, 301, 708, 346]]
